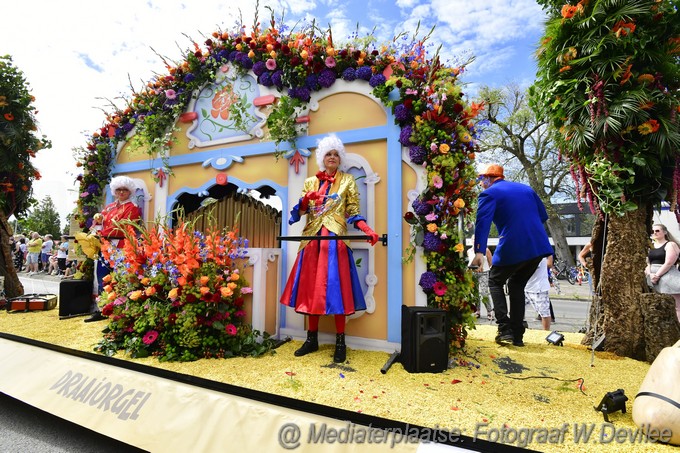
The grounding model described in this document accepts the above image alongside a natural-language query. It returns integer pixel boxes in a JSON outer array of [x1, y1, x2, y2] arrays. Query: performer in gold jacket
[[280, 134, 378, 363]]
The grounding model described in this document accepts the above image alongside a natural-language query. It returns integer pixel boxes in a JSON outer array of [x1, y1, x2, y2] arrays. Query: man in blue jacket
[[470, 164, 553, 346]]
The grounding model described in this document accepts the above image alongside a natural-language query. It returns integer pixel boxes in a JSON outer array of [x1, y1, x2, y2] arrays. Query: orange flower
[[230, 272, 240, 281], [141, 277, 150, 285], [454, 198, 465, 209], [104, 284, 113, 293], [619, 64, 633, 85], [107, 292, 117, 301], [145, 286, 156, 297], [559, 65, 572, 73], [561, 5, 577, 19], [638, 119, 660, 135], [439, 144, 450, 153], [129, 290, 142, 301], [168, 288, 179, 300], [640, 101, 655, 110], [102, 274, 112, 283], [3, 113, 14, 121], [220, 286, 233, 298], [612, 20, 636, 38], [427, 223, 438, 233], [200, 275, 210, 286], [637, 73, 655, 85], [453, 243, 465, 253], [200, 286, 210, 295]]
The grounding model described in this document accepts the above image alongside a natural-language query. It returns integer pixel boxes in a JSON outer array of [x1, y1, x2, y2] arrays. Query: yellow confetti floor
[[0, 309, 675, 452]]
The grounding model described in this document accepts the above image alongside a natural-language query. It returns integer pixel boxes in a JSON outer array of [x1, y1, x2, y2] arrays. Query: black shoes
[[84, 312, 107, 323], [512, 339, 525, 347], [294, 331, 319, 356], [495, 331, 514, 344], [333, 333, 346, 363]]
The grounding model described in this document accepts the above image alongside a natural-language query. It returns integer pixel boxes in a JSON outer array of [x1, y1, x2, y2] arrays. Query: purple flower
[[318, 69, 336, 88], [419, 271, 437, 292], [412, 198, 432, 216], [122, 122, 134, 133], [288, 86, 311, 102], [183, 73, 195, 83], [399, 125, 413, 146], [271, 70, 283, 89], [356, 66, 372, 81], [341, 68, 356, 81], [423, 232, 442, 252], [252, 61, 267, 76], [258, 72, 273, 87], [86, 183, 100, 195], [265, 58, 277, 71], [216, 49, 230, 61], [305, 74, 320, 91], [409, 145, 426, 164], [228, 51, 239, 62], [369, 74, 386, 87], [239, 55, 253, 69], [394, 104, 411, 123]]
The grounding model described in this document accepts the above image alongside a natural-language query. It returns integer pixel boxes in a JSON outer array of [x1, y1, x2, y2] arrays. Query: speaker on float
[[400, 305, 448, 373], [59, 279, 93, 319]]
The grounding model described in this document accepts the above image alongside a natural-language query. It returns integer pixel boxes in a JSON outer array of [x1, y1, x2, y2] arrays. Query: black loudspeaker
[[401, 305, 448, 373], [59, 279, 93, 319]]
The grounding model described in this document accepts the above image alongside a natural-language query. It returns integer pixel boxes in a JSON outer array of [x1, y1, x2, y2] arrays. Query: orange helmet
[[478, 164, 504, 178]]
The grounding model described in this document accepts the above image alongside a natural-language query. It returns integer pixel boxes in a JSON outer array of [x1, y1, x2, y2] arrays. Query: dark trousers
[[488, 256, 544, 340]]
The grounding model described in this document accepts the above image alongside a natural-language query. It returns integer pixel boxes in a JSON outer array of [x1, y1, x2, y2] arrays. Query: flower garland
[[94, 219, 273, 361], [0, 55, 51, 217], [533, 0, 680, 216], [75, 11, 483, 350]]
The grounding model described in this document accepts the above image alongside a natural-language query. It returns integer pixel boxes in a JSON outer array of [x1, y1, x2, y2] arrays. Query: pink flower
[[325, 56, 336, 68], [430, 143, 438, 151], [80, 192, 90, 198], [235, 310, 246, 318], [225, 323, 237, 335], [433, 282, 447, 296], [113, 297, 126, 306], [425, 212, 437, 222], [241, 287, 253, 294], [266, 58, 277, 71], [432, 175, 443, 189], [142, 330, 159, 345], [165, 89, 177, 100]]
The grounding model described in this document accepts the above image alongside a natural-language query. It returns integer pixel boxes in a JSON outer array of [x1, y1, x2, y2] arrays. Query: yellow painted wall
[[307, 93, 389, 341], [167, 154, 288, 195]]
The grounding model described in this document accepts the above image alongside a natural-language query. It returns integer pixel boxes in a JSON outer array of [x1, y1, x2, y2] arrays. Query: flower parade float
[[2, 7, 675, 453]]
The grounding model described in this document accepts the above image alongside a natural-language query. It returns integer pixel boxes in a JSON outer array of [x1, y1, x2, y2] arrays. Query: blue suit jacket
[[474, 179, 553, 266]]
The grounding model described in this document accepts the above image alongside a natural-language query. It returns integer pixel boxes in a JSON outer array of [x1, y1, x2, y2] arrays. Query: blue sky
[[1, 0, 546, 223]]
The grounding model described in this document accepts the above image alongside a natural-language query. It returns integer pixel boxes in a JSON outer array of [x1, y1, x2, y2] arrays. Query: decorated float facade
[[74, 17, 482, 353]]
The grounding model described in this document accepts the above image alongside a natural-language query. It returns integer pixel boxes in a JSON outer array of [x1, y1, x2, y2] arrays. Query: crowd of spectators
[[10, 233, 76, 279]]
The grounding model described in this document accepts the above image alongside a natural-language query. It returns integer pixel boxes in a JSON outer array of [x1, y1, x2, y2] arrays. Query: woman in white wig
[[280, 134, 379, 363], [86, 175, 142, 322]]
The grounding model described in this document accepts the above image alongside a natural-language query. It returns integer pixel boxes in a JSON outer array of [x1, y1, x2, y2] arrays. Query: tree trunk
[[545, 205, 574, 266], [583, 208, 649, 359], [638, 293, 680, 362], [0, 210, 24, 299]]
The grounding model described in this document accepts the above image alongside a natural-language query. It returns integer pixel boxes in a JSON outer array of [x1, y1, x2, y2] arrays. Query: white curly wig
[[109, 175, 136, 196], [315, 134, 347, 171]]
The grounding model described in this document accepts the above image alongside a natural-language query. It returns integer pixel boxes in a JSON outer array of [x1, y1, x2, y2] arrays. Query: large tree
[[534, 0, 680, 359], [0, 56, 51, 298], [475, 84, 575, 266], [17, 196, 62, 238]]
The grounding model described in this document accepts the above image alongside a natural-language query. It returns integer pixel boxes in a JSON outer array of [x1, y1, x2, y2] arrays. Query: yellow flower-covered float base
[[0, 310, 673, 452]]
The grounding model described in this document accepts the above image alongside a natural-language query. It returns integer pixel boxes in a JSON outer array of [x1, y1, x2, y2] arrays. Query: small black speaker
[[401, 305, 448, 373], [59, 279, 93, 319]]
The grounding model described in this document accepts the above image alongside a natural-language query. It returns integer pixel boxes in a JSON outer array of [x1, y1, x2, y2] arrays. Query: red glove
[[356, 220, 379, 246], [300, 191, 321, 211]]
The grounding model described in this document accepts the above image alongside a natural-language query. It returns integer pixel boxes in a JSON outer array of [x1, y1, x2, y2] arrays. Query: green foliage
[[265, 95, 302, 155], [0, 55, 52, 217], [17, 196, 61, 237], [532, 0, 680, 216]]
